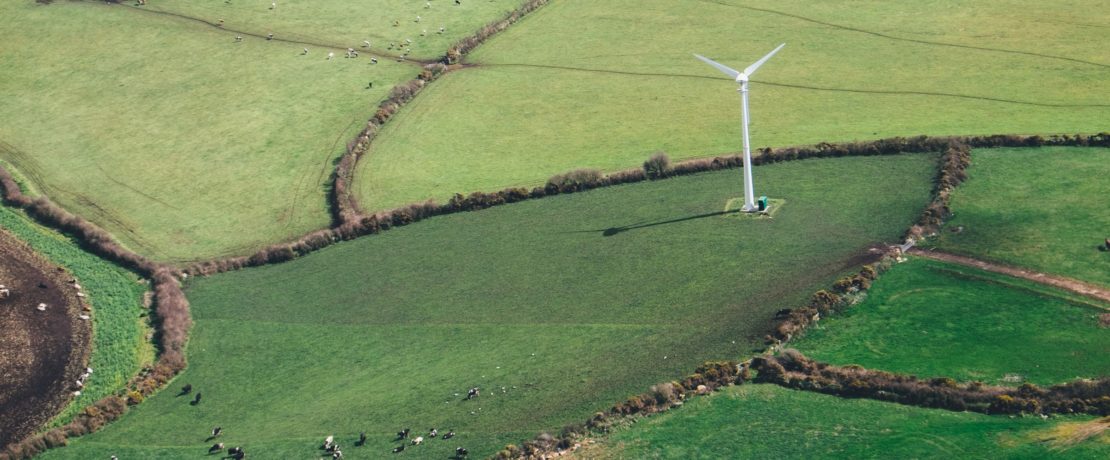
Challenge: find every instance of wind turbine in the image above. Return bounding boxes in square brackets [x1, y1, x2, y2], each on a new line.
[694, 44, 785, 212]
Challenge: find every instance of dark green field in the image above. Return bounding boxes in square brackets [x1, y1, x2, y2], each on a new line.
[793, 257, 1109, 386]
[579, 385, 1109, 459]
[41, 154, 934, 459]
[934, 147, 1110, 287]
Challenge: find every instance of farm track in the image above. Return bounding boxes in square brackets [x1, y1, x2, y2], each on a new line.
[908, 248, 1110, 305]
[469, 63, 1110, 108]
[696, 0, 1110, 69]
[102, 1, 433, 65]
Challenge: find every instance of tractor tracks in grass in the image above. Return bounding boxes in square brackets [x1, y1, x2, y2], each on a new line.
[908, 248, 1110, 306]
[468, 62, 1110, 108]
[0, 138, 165, 259]
[282, 117, 360, 233]
[696, 0, 1110, 70]
[93, 163, 181, 212]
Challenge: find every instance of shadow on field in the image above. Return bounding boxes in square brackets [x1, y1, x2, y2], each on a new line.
[570, 209, 740, 237]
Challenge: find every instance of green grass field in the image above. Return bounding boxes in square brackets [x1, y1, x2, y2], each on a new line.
[792, 257, 1110, 386]
[40, 154, 934, 459]
[0, 207, 149, 425]
[932, 147, 1110, 288]
[0, 1, 415, 262]
[354, 0, 1110, 211]
[139, 0, 525, 61]
[578, 384, 1110, 459]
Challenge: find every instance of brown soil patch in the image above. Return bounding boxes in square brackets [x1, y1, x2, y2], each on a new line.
[0, 228, 90, 448]
[908, 249, 1110, 307]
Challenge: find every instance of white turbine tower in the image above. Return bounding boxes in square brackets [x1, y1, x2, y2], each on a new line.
[694, 44, 785, 212]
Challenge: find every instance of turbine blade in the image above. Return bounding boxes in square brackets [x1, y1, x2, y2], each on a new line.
[743, 43, 785, 77]
[693, 54, 740, 79]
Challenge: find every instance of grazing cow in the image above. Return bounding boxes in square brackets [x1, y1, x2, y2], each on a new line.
[456, 447, 469, 458]
[267, 33, 274, 40]
[227, 446, 242, 455]
[358, 432, 367, 446]
[456, 0, 461, 4]
[327, 52, 335, 60]
[362, 40, 371, 48]
[235, 35, 243, 42]
[208, 443, 224, 454]
[443, 430, 455, 440]
[397, 428, 410, 439]
[392, 445, 405, 453]
[428, 428, 438, 438]
[212, 426, 222, 438]
[411, 436, 423, 446]
[332, 450, 343, 459]
[370, 58, 378, 64]
[192, 392, 202, 405]
[466, 387, 479, 400]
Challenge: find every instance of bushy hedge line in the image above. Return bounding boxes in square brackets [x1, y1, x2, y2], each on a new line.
[0, 167, 190, 460]
[753, 349, 1110, 416]
[332, 65, 446, 225]
[332, 0, 557, 224]
[906, 141, 972, 240]
[200, 133, 1110, 278]
[494, 361, 741, 459]
[444, 0, 551, 64]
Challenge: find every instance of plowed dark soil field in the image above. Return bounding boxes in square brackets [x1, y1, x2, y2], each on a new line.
[0, 229, 89, 447]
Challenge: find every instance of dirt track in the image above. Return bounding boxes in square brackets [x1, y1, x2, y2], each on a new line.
[908, 248, 1110, 306]
[0, 229, 89, 448]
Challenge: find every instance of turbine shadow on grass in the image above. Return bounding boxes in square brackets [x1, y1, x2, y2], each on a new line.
[570, 209, 741, 237]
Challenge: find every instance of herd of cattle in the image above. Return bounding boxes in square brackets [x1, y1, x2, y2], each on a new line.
[178, 383, 476, 458]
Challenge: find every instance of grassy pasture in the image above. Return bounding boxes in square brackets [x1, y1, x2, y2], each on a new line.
[354, 0, 1110, 211]
[0, 207, 149, 426]
[139, 0, 525, 61]
[792, 257, 1110, 386]
[576, 384, 1110, 459]
[0, 1, 415, 262]
[41, 155, 934, 459]
[933, 147, 1110, 288]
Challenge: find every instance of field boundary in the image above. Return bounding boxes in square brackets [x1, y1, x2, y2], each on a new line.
[188, 133, 1109, 276]
[492, 139, 1110, 459]
[909, 249, 1110, 305]
[0, 2, 553, 457]
[330, 0, 552, 225]
[751, 350, 1110, 416]
[0, 176, 190, 460]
